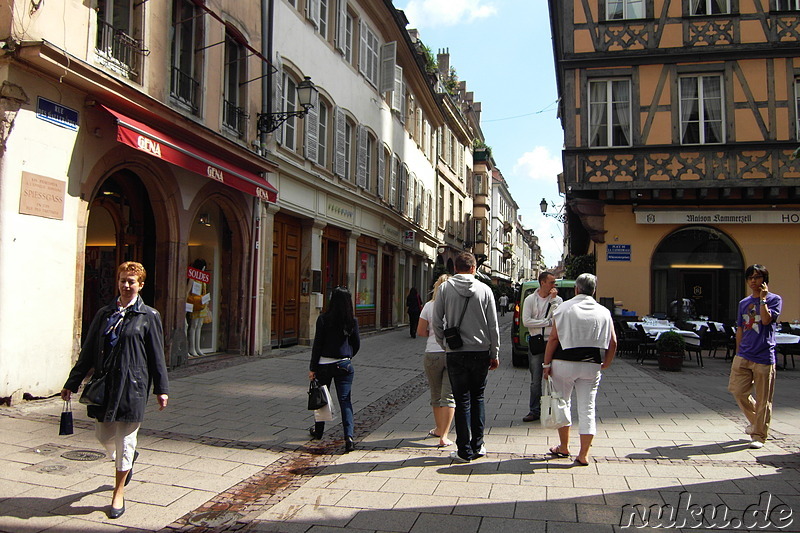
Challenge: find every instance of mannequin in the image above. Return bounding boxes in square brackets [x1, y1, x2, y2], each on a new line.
[186, 258, 209, 357]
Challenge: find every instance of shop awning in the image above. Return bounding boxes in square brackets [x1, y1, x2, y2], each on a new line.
[101, 105, 277, 202]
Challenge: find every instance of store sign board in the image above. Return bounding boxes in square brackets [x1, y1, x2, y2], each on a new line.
[636, 209, 800, 225]
[606, 244, 631, 262]
[19, 172, 65, 220]
[403, 230, 415, 246]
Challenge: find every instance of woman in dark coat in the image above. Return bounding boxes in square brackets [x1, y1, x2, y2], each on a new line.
[308, 287, 360, 452]
[62, 261, 169, 519]
[407, 287, 422, 338]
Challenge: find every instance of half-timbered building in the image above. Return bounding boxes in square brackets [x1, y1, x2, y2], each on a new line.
[548, 0, 800, 322]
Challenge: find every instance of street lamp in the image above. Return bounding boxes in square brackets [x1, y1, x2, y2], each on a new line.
[257, 76, 317, 133]
[540, 197, 567, 223]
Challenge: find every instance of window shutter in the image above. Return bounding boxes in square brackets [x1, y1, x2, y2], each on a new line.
[422, 188, 428, 229]
[305, 92, 319, 162]
[356, 124, 367, 188]
[377, 145, 385, 198]
[307, 0, 320, 28]
[398, 164, 407, 214]
[334, 106, 346, 176]
[389, 156, 397, 205]
[391, 66, 404, 114]
[335, 0, 347, 53]
[358, 20, 367, 76]
[273, 52, 283, 145]
[379, 41, 396, 94]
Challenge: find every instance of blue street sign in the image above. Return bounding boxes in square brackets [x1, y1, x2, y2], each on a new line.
[36, 97, 79, 131]
[607, 244, 631, 262]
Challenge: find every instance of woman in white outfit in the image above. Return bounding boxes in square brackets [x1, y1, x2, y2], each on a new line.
[542, 273, 616, 466]
[417, 274, 455, 447]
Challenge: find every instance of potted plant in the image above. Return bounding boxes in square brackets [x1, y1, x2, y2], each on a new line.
[656, 331, 686, 371]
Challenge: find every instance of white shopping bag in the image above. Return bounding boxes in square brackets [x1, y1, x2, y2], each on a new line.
[314, 385, 335, 422]
[540, 377, 571, 429]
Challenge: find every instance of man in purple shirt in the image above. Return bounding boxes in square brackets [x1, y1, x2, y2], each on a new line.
[728, 264, 782, 449]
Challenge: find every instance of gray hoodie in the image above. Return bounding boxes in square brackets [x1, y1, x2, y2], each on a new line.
[432, 273, 500, 359]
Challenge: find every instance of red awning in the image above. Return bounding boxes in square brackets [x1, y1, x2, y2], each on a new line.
[101, 105, 277, 202]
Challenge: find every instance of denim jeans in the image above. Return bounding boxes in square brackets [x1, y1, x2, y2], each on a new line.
[314, 359, 355, 439]
[446, 351, 490, 459]
[528, 349, 543, 416]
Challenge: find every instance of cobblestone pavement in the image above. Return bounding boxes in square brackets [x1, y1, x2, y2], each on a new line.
[2, 314, 800, 532]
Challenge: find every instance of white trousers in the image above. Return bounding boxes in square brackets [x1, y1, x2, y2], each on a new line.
[95, 421, 141, 471]
[550, 360, 602, 435]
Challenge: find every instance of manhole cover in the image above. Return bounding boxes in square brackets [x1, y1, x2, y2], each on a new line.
[61, 450, 106, 461]
[187, 510, 243, 527]
[38, 464, 68, 473]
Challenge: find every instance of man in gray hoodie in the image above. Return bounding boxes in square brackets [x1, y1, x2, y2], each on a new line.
[432, 252, 500, 462]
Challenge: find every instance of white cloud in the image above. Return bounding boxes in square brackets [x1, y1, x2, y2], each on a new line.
[402, 0, 498, 28]
[513, 146, 562, 182]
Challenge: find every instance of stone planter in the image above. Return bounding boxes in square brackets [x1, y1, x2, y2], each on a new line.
[658, 351, 684, 371]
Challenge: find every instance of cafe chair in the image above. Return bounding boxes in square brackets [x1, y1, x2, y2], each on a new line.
[684, 325, 708, 368]
[634, 324, 657, 365]
[707, 322, 732, 359]
[778, 343, 800, 370]
[614, 321, 637, 358]
[780, 321, 793, 334]
[724, 325, 737, 361]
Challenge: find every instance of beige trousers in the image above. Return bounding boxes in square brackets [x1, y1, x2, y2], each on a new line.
[727, 356, 775, 443]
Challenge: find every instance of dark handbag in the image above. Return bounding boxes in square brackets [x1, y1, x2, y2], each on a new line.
[79, 374, 107, 407]
[528, 302, 553, 355]
[308, 379, 328, 410]
[59, 400, 74, 435]
[444, 296, 471, 350]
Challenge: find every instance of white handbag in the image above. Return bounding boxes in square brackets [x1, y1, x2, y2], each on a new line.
[314, 384, 335, 422]
[540, 377, 571, 429]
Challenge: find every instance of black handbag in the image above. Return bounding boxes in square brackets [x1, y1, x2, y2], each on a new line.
[308, 379, 328, 410]
[444, 296, 471, 350]
[79, 374, 107, 407]
[528, 302, 553, 355]
[59, 400, 74, 435]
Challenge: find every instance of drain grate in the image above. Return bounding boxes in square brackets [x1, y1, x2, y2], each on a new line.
[187, 510, 243, 528]
[61, 450, 106, 461]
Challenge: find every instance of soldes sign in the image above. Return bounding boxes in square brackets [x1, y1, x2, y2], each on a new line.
[187, 267, 211, 284]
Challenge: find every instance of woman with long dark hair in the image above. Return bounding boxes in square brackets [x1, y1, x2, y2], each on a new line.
[308, 287, 360, 452]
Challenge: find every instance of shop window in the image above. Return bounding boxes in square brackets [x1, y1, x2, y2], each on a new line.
[170, 0, 203, 113]
[589, 79, 632, 147]
[679, 74, 724, 145]
[606, 0, 644, 19]
[356, 251, 376, 311]
[690, 0, 730, 15]
[223, 31, 247, 137]
[95, 0, 147, 80]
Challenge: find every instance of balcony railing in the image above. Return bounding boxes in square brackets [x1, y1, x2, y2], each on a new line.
[171, 67, 200, 113]
[95, 20, 148, 78]
[223, 100, 248, 136]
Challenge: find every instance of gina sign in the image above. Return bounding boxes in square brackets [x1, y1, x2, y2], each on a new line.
[635, 209, 800, 225]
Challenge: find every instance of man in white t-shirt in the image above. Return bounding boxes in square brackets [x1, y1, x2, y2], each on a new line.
[521, 271, 562, 422]
[498, 294, 509, 316]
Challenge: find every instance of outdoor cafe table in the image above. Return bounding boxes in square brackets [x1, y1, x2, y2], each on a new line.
[628, 322, 701, 346]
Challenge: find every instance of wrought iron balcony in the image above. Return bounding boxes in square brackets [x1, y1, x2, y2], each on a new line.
[171, 67, 200, 113]
[95, 20, 148, 78]
[223, 100, 248, 136]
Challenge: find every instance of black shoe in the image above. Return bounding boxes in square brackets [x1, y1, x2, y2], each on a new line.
[344, 437, 355, 453]
[522, 414, 540, 422]
[108, 503, 125, 519]
[309, 426, 323, 440]
[125, 451, 139, 486]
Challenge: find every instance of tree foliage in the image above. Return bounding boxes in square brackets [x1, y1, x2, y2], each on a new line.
[564, 254, 596, 279]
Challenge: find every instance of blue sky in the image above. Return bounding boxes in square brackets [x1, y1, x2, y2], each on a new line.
[398, 0, 565, 267]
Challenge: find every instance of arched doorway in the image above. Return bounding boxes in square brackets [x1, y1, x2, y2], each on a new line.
[83, 171, 156, 336]
[651, 226, 744, 323]
[187, 198, 247, 357]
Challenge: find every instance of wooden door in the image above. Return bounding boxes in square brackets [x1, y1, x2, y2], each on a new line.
[271, 214, 301, 347]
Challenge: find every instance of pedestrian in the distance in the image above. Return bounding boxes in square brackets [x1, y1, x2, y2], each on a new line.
[62, 261, 169, 519]
[498, 294, 509, 316]
[309, 287, 360, 452]
[728, 264, 781, 449]
[543, 273, 615, 467]
[432, 252, 500, 463]
[407, 287, 422, 338]
[417, 274, 454, 447]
